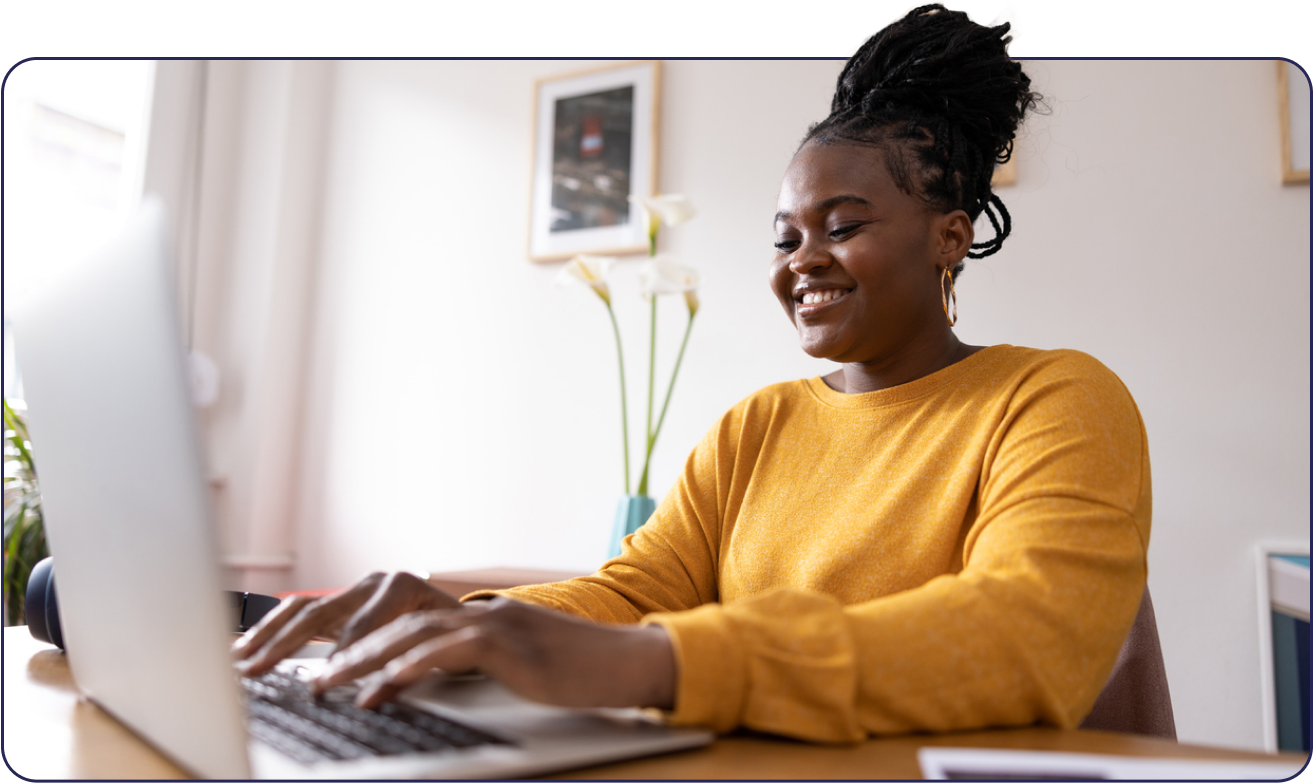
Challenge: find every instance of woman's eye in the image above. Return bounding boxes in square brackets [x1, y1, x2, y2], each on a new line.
[774, 239, 799, 252]
[830, 224, 860, 239]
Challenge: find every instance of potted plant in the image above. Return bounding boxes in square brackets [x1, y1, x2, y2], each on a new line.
[4, 399, 47, 626]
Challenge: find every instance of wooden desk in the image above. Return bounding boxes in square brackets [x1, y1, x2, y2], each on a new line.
[426, 567, 588, 600]
[3, 626, 1305, 780]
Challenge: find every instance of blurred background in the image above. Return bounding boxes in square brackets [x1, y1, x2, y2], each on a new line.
[2, 56, 1308, 752]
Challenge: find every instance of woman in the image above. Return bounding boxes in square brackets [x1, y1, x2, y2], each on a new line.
[235, 5, 1150, 742]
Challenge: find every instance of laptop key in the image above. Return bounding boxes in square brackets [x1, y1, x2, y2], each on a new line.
[242, 669, 506, 761]
[247, 714, 336, 764]
[279, 697, 422, 755]
[247, 698, 374, 760]
[317, 699, 458, 752]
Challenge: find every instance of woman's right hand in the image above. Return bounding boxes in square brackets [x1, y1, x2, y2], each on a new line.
[231, 571, 461, 677]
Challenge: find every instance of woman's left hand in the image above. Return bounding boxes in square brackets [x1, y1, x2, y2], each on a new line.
[311, 598, 677, 711]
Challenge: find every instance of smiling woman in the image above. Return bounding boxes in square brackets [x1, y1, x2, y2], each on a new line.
[234, 6, 1158, 744]
[769, 144, 978, 387]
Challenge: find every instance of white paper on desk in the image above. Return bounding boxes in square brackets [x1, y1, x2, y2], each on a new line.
[918, 747, 1307, 780]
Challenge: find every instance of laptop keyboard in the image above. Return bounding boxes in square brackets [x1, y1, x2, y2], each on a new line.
[241, 669, 510, 764]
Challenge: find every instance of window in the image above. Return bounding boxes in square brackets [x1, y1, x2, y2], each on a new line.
[2, 59, 155, 398]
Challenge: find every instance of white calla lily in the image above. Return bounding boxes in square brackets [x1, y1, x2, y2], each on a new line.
[629, 194, 696, 228]
[628, 194, 696, 253]
[638, 255, 699, 300]
[550, 199, 702, 503]
[554, 254, 617, 304]
[683, 289, 700, 317]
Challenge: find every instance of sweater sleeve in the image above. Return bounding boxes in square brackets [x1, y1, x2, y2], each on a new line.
[643, 355, 1151, 741]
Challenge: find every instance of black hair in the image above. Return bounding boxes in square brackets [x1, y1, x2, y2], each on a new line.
[803, 4, 1041, 272]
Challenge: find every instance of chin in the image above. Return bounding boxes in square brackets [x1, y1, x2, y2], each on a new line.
[796, 333, 842, 361]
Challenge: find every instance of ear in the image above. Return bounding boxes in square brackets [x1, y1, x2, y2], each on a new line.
[934, 209, 974, 270]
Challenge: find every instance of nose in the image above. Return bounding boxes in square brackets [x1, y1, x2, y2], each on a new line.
[788, 237, 833, 275]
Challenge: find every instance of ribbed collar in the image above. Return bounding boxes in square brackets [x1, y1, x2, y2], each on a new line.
[803, 344, 1017, 410]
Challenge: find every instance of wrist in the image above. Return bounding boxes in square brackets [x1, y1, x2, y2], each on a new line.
[633, 624, 676, 710]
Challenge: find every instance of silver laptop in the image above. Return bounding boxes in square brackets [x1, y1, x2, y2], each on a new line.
[12, 198, 712, 779]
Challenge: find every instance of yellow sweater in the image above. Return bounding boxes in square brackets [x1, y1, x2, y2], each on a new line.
[490, 345, 1151, 742]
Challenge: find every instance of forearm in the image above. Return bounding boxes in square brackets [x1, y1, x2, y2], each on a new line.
[645, 508, 1147, 742]
[848, 514, 1147, 734]
[464, 479, 723, 623]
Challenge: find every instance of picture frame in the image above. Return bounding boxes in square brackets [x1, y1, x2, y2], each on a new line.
[1254, 541, 1310, 752]
[1277, 60, 1310, 185]
[528, 61, 661, 263]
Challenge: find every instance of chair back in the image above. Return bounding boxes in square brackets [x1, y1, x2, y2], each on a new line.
[1079, 588, 1177, 739]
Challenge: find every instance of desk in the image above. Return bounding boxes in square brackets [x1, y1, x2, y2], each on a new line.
[3, 627, 1305, 779]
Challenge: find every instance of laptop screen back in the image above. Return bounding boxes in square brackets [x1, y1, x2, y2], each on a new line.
[14, 198, 251, 779]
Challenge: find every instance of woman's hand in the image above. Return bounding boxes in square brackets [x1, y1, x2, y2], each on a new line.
[313, 597, 676, 712]
[232, 571, 461, 676]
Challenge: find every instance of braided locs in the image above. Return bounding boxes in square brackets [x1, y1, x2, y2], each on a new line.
[805, 4, 1040, 272]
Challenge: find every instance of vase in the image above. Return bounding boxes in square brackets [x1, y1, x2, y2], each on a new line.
[609, 494, 656, 559]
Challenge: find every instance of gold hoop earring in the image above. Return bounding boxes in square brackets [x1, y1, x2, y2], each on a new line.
[941, 266, 958, 327]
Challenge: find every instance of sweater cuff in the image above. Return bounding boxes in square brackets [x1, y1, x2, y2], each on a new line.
[641, 604, 744, 733]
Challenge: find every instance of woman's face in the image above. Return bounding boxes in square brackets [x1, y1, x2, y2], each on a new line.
[770, 141, 965, 365]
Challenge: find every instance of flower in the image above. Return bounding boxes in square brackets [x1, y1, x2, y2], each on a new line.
[552, 197, 700, 503]
[553, 254, 617, 304]
[629, 194, 696, 250]
[638, 255, 699, 302]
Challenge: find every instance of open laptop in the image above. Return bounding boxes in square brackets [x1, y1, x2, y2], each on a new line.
[12, 198, 713, 779]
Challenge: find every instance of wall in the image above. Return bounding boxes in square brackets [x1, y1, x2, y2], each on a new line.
[193, 60, 1306, 749]
[288, 60, 843, 590]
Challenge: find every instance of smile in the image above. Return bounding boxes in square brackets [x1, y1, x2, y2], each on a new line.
[799, 289, 850, 305]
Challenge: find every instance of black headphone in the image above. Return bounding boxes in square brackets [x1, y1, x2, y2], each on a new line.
[25, 557, 282, 651]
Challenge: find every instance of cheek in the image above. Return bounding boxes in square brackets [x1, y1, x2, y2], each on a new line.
[768, 257, 796, 320]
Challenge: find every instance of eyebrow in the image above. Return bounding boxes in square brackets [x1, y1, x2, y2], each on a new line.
[773, 194, 874, 226]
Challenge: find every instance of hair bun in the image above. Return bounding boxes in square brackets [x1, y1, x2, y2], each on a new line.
[805, 4, 1041, 263]
[831, 4, 1033, 165]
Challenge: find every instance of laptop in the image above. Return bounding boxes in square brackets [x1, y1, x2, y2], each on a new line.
[12, 197, 713, 779]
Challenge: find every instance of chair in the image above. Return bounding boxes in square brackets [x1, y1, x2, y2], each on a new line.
[1079, 588, 1177, 739]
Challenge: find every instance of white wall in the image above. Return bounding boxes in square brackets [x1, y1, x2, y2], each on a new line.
[191, 60, 1306, 750]
[290, 60, 842, 588]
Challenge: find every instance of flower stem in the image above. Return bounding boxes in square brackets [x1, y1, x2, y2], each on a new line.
[645, 295, 656, 444]
[604, 303, 630, 495]
[636, 311, 695, 497]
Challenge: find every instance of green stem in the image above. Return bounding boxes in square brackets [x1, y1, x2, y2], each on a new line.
[645, 295, 657, 444]
[636, 311, 695, 497]
[637, 295, 656, 497]
[604, 303, 631, 495]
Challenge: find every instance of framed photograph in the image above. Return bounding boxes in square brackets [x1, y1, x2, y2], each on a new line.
[1254, 541, 1310, 752]
[528, 61, 661, 263]
[1277, 60, 1310, 185]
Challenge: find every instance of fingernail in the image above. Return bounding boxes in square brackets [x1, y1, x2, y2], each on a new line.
[312, 665, 340, 694]
[356, 683, 380, 709]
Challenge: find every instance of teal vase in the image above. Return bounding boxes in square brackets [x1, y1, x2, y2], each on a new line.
[609, 494, 656, 559]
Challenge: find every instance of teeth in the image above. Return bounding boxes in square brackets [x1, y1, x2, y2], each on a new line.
[801, 289, 847, 304]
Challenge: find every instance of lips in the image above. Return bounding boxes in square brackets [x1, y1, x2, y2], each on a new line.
[794, 287, 852, 315]
[798, 288, 849, 305]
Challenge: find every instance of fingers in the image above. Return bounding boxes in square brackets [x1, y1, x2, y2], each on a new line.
[307, 598, 675, 715]
[334, 571, 460, 652]
[356, 626, 488, 709]
[312, 609, 471, 694]
[234, 574, 385, 676]
[232, 594, 312, 662]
